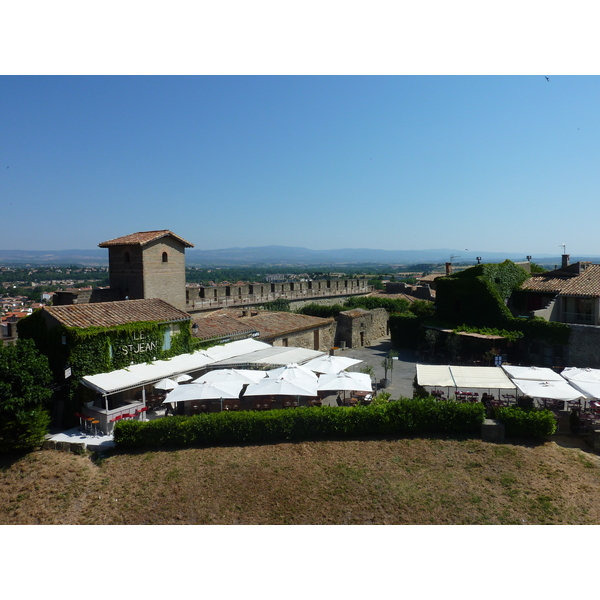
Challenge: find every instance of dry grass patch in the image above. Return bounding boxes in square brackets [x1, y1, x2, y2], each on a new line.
[2, 437, 600, 524]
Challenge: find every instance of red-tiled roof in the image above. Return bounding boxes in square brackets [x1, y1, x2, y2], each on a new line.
[98, 230, 194, 248]
[521, 264, 600, 297]
[192, 313, 257, 340]
[193, 309, 334, 341]
[43, 298, 190, 329]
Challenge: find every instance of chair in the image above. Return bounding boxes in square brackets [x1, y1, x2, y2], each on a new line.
[90, 419, 100, 436]
[75, 412, 87, 432]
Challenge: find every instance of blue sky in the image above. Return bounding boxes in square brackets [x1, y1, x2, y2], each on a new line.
[3, 75, 600, 256]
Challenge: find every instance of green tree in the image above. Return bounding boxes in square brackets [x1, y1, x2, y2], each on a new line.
[530, 262, 546, 274]
[0, 339, 53, 452]
[409, 300, 435, 318]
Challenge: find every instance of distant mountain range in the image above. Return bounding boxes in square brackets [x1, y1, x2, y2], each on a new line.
[0, 246, 596, 267]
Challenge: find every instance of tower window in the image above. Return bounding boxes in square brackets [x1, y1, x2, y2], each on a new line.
[162, 252, 168, 263]
[124, 251, 130, 263]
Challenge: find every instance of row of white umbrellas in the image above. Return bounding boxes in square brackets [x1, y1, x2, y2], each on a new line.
[156, 356, 369, 405]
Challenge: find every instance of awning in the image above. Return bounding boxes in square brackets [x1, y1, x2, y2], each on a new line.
[451, 366, 516, 390]
[416, 365, 455, 388]
[209, 346, 324, 369]
[416, 364, 515, 392]
[81, 338, 273, 395]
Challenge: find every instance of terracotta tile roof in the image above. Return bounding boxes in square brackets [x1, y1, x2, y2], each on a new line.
[194, 309, 334, 341]
[43, 298, 191, 329]
[192, 313, 258, 340]
[238, 311, 334, 339]
[98, 230, 194, 248]
[521, 264, 600, 297]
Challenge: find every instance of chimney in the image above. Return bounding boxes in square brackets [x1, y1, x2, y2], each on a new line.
[445, 262, 452, 275]
[562, 254, 570, 268]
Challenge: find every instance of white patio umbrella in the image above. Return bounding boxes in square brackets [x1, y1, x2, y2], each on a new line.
[265, 363, 318, 382]
[511, 378, 585, 410]
[173, 373, 192, 383]
[154, 378, 178, 391]
[317, 371, 373, 393]
[194, 369, 267, 385]
[243, 377, 318, 398]
[163, 381, 244, 411]
[303, 355, 363, 374]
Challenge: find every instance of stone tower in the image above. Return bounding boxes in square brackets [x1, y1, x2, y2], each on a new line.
[99, 230, 194, 311]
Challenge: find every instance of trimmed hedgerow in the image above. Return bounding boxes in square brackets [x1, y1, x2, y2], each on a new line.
[113, 399, 486, 448]
[496, 406, 557, 438]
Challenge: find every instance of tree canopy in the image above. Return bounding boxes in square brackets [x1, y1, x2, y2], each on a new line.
[0, 339, 53, 452]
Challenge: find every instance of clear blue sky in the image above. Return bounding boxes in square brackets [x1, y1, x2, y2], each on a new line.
[3, 75, 600, 255]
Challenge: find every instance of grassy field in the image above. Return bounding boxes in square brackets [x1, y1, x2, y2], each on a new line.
[2, 435, 600, 525]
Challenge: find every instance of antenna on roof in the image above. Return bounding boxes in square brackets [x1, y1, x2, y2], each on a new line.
[559, 243, 566, 255]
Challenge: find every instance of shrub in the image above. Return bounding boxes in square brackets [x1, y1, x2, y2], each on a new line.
[0, 339, 53, 452]
[296, 303, 346, 318]
[113, 399, 486, 448]
[0, 408, 52, 453]
[496, 406, 557, 438]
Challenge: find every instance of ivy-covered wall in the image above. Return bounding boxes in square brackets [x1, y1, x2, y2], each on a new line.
[17, 310, 195, 384]
[435, 261, 530, 327]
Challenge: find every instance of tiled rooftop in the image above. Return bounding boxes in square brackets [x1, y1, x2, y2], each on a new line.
[192, 312, 258, 340]
[98, 230, 194, 248]
[43, 298, 191, 328]
[193, 309, 334, 341]
[520, 263, 600, 297]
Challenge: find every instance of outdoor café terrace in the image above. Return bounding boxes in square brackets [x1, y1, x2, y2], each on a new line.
[77, 339, 369, 435]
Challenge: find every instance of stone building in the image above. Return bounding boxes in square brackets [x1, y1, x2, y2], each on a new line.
[518, 256, 600, 367]
[19, 298, 193, 379]
[335, 308, 389, 348]
[99, 230, 193, 312]
[192, 308, 336, 352]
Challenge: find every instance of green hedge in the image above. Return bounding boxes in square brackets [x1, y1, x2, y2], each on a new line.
[113, 399, 486, 448]
[497, 406, 557, 438]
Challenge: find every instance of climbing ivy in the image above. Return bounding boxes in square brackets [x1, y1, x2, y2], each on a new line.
[18, 310, 194, 384]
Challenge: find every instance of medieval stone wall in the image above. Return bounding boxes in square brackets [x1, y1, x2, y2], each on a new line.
[566, 324, 600, 368]
[266, 321, 337, 352]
